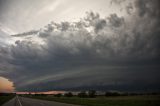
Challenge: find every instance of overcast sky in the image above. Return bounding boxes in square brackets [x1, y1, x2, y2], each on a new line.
[0, 0, 160, 92]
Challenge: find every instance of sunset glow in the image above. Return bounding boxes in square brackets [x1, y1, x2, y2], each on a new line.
[0, 77, 14, 93]
[16, 91, 65, 94]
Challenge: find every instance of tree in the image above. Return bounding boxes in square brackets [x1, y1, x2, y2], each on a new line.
[54, 93, 62, 97]
[64, 92, 73, 97]
[88, 90, 96, 98]
[105, 91, 120, 96]
[78, 91, 88, 98]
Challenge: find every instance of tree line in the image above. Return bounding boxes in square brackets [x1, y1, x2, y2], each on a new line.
[22, 90, 160, 98]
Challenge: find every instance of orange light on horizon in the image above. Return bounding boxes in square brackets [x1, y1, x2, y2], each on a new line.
[0, 76, 15, 93]
[16, 91, 65, 94]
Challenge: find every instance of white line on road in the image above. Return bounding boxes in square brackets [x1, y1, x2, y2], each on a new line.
[16, 95, 23, 106]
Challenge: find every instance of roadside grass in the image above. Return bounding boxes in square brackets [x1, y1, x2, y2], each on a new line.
[0, 95, 14, 106]
[24, 95, 160, 106]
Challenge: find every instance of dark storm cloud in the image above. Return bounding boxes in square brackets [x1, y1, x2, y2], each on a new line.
[125, 3, 133, 15]
[110, 0, 126, 5]
[12, 30, 39, 37]
[0, 0, 8, 13]
[85, 12, 107, 33]
[135, 0, 160, 17]
[107, 14, 124, 27]
[0, 0, 160, 91]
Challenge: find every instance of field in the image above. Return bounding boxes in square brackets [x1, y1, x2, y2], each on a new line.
[25, 95, 160, 106]
[0, 95, 14, 106]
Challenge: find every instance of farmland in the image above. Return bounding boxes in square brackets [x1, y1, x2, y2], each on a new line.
[24, 95, 160, 106]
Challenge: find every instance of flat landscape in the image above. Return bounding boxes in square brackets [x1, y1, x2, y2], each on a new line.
[0, 96, 14, 106]
[0, 0, 160, 106]
[24, 95, 160, 106]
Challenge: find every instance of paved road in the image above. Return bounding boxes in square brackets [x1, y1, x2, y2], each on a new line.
[2, 96, 81, 106]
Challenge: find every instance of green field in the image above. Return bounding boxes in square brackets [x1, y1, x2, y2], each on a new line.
[25, 95, 160, 106]
[0, 96, 14, 106]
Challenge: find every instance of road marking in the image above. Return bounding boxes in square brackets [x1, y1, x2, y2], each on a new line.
[16, 95, 23, 106]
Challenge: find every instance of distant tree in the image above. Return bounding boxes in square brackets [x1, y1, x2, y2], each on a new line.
[121, 92, 129, 96]
[54, 93, 62, 97]
[129, 93, 137, 96]
[88, 90, 96, 98]
[34, 94, 39, 96]
[0, 93, 16, 96]
[105, 92, 111, 96]
[40, 94, 47, 96]
[64, 92, 73, 97]
[78, 91, 88, 98]
[105, 91, 120, 96]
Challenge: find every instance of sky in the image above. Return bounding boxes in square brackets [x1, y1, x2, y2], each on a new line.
[0, 77, 14, 92]
[0, 0, 160, 92]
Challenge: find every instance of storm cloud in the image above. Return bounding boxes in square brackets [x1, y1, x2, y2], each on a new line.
[0, 0, 160, 92]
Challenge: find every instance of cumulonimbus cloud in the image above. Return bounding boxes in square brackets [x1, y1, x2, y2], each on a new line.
[0, 0, 160, 92]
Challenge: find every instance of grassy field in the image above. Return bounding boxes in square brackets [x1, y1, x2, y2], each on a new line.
[0, 95, 15, 106]
[24, 95, 160, 106]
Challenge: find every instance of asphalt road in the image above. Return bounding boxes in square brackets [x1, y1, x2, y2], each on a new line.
[2, 96, 81, 106]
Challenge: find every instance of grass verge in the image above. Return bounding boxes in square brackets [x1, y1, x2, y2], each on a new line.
[0, 95, 15, 106]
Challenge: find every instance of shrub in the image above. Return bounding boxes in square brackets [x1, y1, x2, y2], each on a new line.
[105, 91, 120, 96]
[64, 92, 73, 97]
[54, 93, 62, 97]
[88, 90, 96, 98]
[78, 91, 88, 98]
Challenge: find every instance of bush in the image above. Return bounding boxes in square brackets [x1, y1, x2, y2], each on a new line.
[34, 94, 46, 96]
[105, 91, 120, 96]
[78, 91, 88, 98]
[54, 93, 62, 97]
[64, 92, 73, 97]
[88, 90, 96, 98]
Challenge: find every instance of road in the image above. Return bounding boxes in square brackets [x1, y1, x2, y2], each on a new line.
[2, 96, 81, 106]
